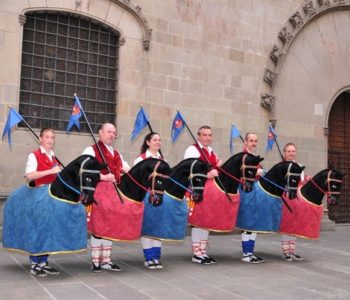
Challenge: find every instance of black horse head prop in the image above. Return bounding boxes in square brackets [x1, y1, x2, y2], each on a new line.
[240, 153, 264, 192]
[216, 152, 264, 193]
[165, 158, 210, 202]
[260, 161, 304, 199]
[188, 159, 211, 202]
[147, 160, 171, 206]
[122, 158, 171, 206]
[326, 170, 343, 205]
[284, 162, 305, 199]
[302, 169, 344, 206]
[50, 155, 105, 206]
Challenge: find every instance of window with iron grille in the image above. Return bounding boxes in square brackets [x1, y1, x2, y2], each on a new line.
[19, 12, 119, 133]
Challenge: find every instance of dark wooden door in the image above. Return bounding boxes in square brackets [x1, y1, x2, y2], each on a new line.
[328, 92, 350, 223]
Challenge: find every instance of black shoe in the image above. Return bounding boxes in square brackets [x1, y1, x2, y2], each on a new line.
[241, 255, 260, 264]
[41, 263, 60, 275]
[253, 254, 265, 263]
[192, 255, 211, 265]
[283, 254, 293, 262]
[153, 259, 163, 269]
[30, 264, 47, 277]
[91, 263, 102, 273]
[144, 260, 157, 270]
[101, 262, 122, 272]
[203, 255, 217, 264]
[290, 253, 303, 261]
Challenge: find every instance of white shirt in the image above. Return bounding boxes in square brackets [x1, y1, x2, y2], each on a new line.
[133, 150, 162, 166]
[26, 146, 55, 174]
[184, 141, 214, 159]
[82, 144, 131, 171]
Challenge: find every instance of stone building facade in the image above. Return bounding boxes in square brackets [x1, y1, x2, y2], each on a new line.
[0, 0, 349, 222]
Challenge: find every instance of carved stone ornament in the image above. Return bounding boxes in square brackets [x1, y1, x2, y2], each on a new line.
[317, 0, 331, 8]
[260, 93, 275, 111]
[278, 26, 293, 45]
[115, 0, 152, 51]
[303, 1, 317, 17]
[270, 45, 283, 65]
[263, 69, 278, 86]
[289, 11, 304, 29]
[333, 0, 345, 5]
[118, 37, 126, 47]
[19, 14, 27, 25]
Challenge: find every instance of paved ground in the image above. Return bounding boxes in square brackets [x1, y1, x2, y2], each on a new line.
[1, 226, 350, 300]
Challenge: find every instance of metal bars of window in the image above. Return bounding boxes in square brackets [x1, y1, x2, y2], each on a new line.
[19, 12, 119, 133]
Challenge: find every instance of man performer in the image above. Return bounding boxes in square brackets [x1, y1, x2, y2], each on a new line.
[184, 125, 222, 264]
[82, 123, 130, 272]
[241, 132, 265, 263]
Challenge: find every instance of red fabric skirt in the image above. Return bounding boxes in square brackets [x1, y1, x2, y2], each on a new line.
[88, 182, 144, 241]
[188, 179, 240, 232]
[279, 188, 323, 239]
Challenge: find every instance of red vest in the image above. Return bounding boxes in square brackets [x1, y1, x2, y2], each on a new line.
[193, 144, 218, 167]
[92, 141, 122, 183]
[138, 152, 163, 161]
[33, 149, 59, 186]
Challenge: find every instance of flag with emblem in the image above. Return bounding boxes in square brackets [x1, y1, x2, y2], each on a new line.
[66, 95, 83, 132]
[266, 122, 277, 152]
[171, 111, 186, 143]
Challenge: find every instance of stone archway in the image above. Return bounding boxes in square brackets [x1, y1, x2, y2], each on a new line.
[327, 91, 350, 223]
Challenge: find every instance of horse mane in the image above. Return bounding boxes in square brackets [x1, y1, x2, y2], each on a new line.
[170, 158, 199, 172]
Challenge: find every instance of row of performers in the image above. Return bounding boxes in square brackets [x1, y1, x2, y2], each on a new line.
[3, 123, 339, 277]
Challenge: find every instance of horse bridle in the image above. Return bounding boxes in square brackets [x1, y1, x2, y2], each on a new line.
[148, 160, 169, 197]
[284, 163, 302, 193]
[57, 157, 100, 196]
[126, 160, 169, 196]
[310, 170, 342, 204]
[240, 154, 260, 186]
[188, 160, 208, 193]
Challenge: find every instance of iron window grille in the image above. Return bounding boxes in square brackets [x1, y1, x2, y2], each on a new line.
[19, 12, 119, 133]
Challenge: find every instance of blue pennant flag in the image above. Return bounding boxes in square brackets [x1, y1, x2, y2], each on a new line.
[67, 95, 83, 132]
[229, 124, 241, 154]
[266, 123, 277, 152]
[1, 107, 23, 148]
[130, 107, 149, 141]
[171, 111, 186, 143]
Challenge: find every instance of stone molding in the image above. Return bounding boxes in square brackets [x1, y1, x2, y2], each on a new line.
[19, 0, 152, 50]
[113, 0, 152, 50]
[261, 0, 349, 111]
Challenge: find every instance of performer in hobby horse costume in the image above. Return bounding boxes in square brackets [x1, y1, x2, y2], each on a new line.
[3, 146, 103, 277]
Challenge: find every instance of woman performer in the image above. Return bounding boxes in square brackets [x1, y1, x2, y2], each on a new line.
[134, 132, 164, 269]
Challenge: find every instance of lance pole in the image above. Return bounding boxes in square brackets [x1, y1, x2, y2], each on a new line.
[8, 106, 65, 167]
[75, 94, 123, 204]
[269, 119, 284, 161]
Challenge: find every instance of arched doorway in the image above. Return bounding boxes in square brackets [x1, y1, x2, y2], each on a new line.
[328, 91, 350, 223]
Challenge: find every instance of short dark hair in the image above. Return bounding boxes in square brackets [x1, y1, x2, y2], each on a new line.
[197, 125, 211, 135]
[40, 128, 55, 137]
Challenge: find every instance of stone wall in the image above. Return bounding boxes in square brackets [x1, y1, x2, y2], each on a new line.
[2, 0, 350, 195]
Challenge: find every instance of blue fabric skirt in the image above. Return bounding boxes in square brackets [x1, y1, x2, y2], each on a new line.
[3, 184, 87, 255]
[141, 192, 188, 241]
[236, 182, 282, 232]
